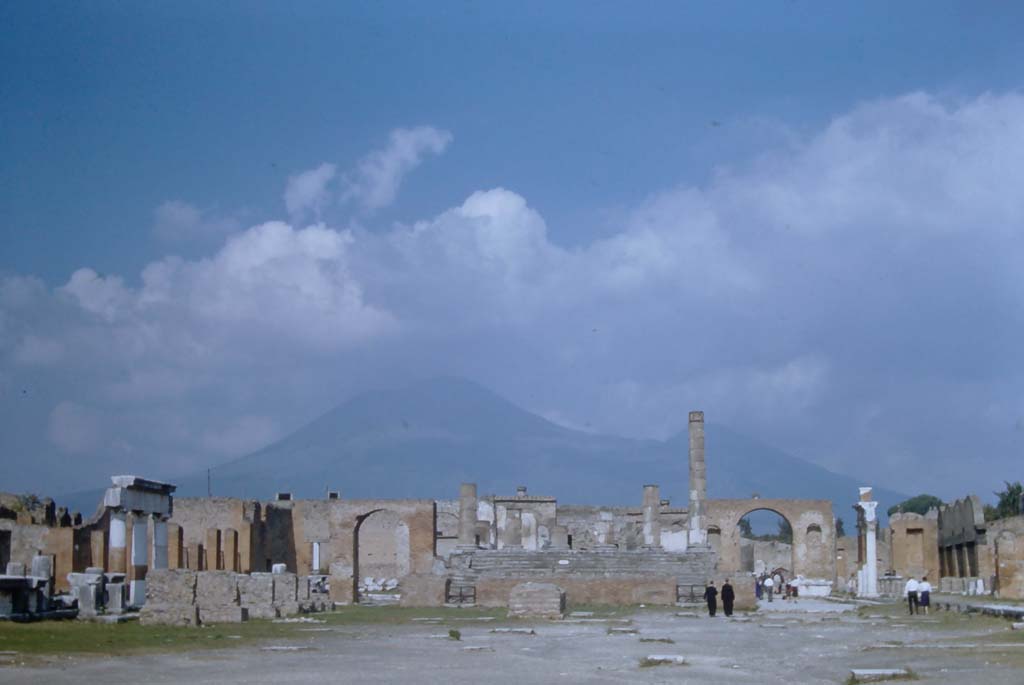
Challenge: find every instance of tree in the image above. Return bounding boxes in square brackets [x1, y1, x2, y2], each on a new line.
[835, 517, 846, 537]
[776, 518, 793, 544]
[738, 517, 753, 538]
[887, 494, 944, 517]
[984, 481, 1023, 522]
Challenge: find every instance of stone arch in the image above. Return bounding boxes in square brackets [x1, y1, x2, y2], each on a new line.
[734, 507, 794, 577]
[704, 499, 835, 581]
[352, 508, 411, 603]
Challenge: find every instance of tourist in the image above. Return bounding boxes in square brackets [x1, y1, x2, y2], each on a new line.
[904, 576, 920, 615]
[764, 574, 775, 602]
[755, 576, 763, 600]
[721, 579, 735, 616]
[704, 580, 718, 617]
[918, 576, 932, 615]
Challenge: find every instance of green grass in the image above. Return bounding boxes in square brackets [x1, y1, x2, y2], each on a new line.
[0, 605, 506, 657]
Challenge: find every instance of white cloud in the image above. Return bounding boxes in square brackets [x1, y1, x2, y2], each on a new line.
[284, 163, 337, 221]
[153, 200, 240, 243]
[5, 95, 1024, 497]
[343, 126, 452, 211]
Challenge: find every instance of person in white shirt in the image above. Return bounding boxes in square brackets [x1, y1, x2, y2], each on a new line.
[917, 576, 932, 615]
[763, 575, 775, 602]
[904, 577, 920, 615]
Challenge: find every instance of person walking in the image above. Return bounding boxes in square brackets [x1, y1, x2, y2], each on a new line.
[721, 579, 735, 617]
[763, 574, 775, 602]
[904, 576, 920, 615]
[755, 576, 763, 601]
[918, 576, 932, 615]
[704, 580, 719, 617]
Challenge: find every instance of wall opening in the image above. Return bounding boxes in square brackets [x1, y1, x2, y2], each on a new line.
[0, 530, 10, 570]
[737, 509, 794, 577]
[353, 509, 410, 604]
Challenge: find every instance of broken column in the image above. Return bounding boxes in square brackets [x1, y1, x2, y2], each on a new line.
[130, 512, 149, 606]
[688, 410, 708, 545]
[458, 482, 478, 547]
[642, 485, 662, 548]
[108, 510, 128, 574]
[152, 516, 168, 570]
[855, 487, 879, 598]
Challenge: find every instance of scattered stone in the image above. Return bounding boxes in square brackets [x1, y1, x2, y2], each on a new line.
[674, 612, 700, 618]
[639, 637, 675, 644]
[848, 668, 912, 682]
[272, 617, 325, 624]
[760, 624, 788, 629]
[260, 645, 316, 652]
[639, 654, 687, 667]
[491, 627, 536, 635]
[1011, 623, 1024, 631]
[462, 646, 493, 652]
[569, 611, 594, 617]
[608, 627, 639, 635]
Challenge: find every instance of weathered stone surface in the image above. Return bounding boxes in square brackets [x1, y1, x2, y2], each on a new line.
[272, 572, 298, 606]
[139, 604, 198, 626]
[145, 569, 197, 606]
[105, 583, 127, 614]
[398, 574, 446, 607]
[5, 563, 25, 577]
[508, 582, 565, 619]
[199, 606, 248, 624]
[239, 573, 275, 606]
[196, 571, 239, 607]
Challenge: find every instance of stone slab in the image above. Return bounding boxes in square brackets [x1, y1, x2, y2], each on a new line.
[849, 669, 911, 682]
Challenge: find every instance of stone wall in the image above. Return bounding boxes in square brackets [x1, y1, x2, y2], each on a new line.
[508, 582, 565, 618]
[889, 511, 940, 582]
[990, 514, 1024, 600]
[477, 575, 676, 607]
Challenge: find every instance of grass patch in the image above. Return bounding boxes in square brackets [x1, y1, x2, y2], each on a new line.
[0, 605, 507, 656]
[448, 629, 461, 641]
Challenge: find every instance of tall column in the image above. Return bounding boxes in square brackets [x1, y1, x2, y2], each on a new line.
[458, 483, 478, 546]
[129, 512, 149, 606]
[108, 509, 127, 573]
[152, 516, 168, 570]
[688, 411, 707, 545]
[642, 485, 662, 547]
[856, 487, 879, 597]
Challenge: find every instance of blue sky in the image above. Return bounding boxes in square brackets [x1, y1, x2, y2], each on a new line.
[2, 2, 1023, 499]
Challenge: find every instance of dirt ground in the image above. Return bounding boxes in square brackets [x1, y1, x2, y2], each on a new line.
[1, 600, 1022, 684]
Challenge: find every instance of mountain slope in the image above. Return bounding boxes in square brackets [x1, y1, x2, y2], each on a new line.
[162, 377, 906, 517]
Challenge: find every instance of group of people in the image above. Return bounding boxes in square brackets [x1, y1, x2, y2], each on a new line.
[903, 576, 932, 615]
[754, 571, 796, 602]
[702, 579, 736, 617]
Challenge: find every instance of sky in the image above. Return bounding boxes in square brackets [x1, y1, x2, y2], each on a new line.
[1, 2, 1023, 501]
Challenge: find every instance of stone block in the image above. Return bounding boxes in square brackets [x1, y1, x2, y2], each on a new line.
[239, 573, 275, 605]
[106, 583, 127, 614]
[508, 582, 565, 619]
[196, 571, 239, 606]
[145, 569, 197, 606]
[273, 601, 301, 617]
[139, 603, 199, 626]
[199, 606, 248, 624]
[272, 572, 298, 605]
[849, 669, 911, 683]
[5, 562, 25, 577]
[245, 604, 279, 620]
[272, 563, 287, 574]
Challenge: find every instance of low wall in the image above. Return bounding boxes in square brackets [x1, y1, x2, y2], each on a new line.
[476, 575, 676, 608]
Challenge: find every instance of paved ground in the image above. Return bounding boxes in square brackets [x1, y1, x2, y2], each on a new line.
[2, 601, 1023, 684]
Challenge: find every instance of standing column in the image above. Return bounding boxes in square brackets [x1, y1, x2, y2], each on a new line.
[856, 487, 879, 598]
[130, 512, 149, 606]
[152, 516, 168, 570]
[642, 485, 662, 548]
[458, 483, 478, 547]
[688, 411, 708, 545]
[108, 509, 127, 573]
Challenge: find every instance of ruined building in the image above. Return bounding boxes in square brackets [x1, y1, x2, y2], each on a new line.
[3, 411, 847, 622]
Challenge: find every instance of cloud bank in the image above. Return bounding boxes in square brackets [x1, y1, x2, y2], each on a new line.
[2, 94, 1023, 498]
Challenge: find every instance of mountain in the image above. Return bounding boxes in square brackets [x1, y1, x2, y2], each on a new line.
[155, 377, 905, 519]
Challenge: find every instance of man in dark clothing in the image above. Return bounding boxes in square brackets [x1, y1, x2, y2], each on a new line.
[704, 580, 718, 617]
[721, 579, 735, 617]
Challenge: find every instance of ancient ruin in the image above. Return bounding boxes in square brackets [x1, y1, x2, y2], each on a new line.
[2, 409, 1022, 626]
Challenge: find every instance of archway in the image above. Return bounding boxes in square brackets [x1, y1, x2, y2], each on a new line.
[736, 508, 794, 579]
[352, 509, 411, 604]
